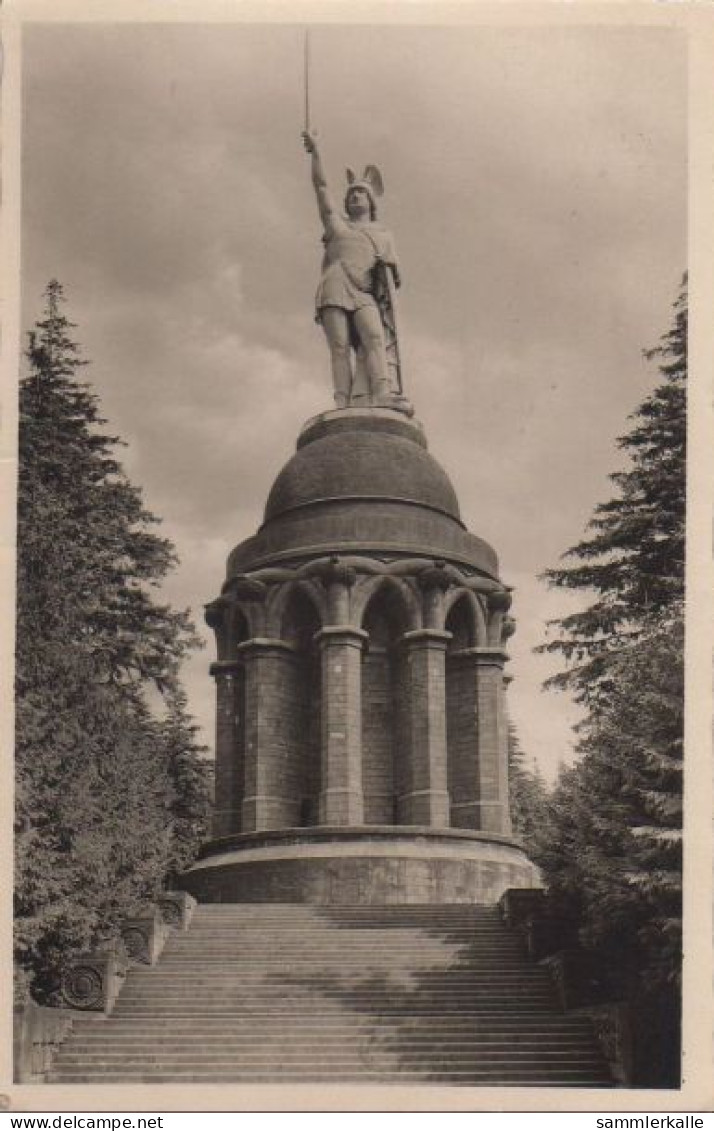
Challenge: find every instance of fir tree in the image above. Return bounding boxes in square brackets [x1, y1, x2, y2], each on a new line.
[159, 688, 213, 883]
[534, 280, 686, 1082]
[538, 275, 686, 709]
[508, 724, 549, 854]
[15, 281, 204, 1000]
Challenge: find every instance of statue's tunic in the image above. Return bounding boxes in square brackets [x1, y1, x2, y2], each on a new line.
[315, 221, 398, 321]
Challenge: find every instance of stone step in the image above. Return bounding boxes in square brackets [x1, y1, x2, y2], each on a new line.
[129, 958, 542, 969]
[183, 923, 511, 930]
[74, 1018, 592, 1034]
[158, 951, 527, 961]
[122, 972, 549, 984]
[58, 1042, 603, 1058]
[109, 1006, 560, 1019]
[190, 907, 502, 915]
[112, 988, 556, 1003]
[114, 993, 555, 1007]
[175, 931, 515, 940]
[62, 1036, 599, 1052]
[74, 1015, 590, 1032]
[115, 983, 554, 996]
[54, 1053, 606, 1070]
[47, 1069, 613, 1085]
[47, 902, 610, 1088]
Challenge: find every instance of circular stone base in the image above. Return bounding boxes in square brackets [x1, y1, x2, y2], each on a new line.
[180, 827, 540, 906]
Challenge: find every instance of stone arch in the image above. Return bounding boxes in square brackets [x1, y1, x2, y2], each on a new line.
[444, 588, 488, 647]
[274, 585, 322, 827]
[353, 573, 420, 633]
[266, 579, 326, 639]
[359, 582, 412, 826]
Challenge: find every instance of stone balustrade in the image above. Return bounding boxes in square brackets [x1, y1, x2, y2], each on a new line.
[13, 891, 197, 1082]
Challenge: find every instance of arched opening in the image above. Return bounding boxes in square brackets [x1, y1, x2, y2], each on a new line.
[280, 588, 322, 827]
[445, 595, 479, 829]
[361, 583, 410, 825]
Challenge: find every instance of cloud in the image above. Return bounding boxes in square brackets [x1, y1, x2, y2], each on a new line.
[21, 21, 687, 779]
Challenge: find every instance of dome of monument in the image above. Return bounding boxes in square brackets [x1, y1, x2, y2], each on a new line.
[264, 410, 460, 523]
[226, 409, 499, 581]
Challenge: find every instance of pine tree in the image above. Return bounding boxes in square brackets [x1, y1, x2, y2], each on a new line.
[533, 280, 686, 1082]
[15, 281, 204, 1000]
[538, 275, 686, 709]
[159, 689, 213, 884]
[508, 724, 549, 854]
[531, 610, 683, 986]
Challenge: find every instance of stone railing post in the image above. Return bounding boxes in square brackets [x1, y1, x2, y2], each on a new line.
[120, 906, 171, 966]
[60, 944, 129, 1014]
[14, 1002, 75, 1082]
[315, 625, 368, 825]
[157, 890, 197, 932]
[400, 629, 451, 827]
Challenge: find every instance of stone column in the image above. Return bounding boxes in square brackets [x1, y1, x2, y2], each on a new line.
[210, 660, 243, 837]
[400, 629, 451, 827]
[239, 638, 299, 831]
[474, 647, 511, 834]
[316, 626, 368, 825]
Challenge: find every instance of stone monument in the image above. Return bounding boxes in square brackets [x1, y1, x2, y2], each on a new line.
[182, 133, 538, 905]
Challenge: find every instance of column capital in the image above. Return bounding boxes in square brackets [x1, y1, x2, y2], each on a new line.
[311, 556, 358, 590]
[236, 637, 296, 658]
[417, 561, 452, 593]
[314, 626, 369, 651]
[209, 660, 242, 678]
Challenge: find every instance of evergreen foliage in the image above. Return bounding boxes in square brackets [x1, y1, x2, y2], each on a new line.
[534, 278, 686, 1082]
[507, 723, 549, 854]
[15, 281, 210, 1002]
[538, 276, 686, 709]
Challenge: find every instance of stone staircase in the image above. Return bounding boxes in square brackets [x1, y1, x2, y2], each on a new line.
[48, 904, 613, 1086]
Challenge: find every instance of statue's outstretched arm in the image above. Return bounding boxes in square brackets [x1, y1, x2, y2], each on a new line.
[302, 131, 337, 231]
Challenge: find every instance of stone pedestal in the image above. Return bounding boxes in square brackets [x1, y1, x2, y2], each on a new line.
[184, 407, 533, 904]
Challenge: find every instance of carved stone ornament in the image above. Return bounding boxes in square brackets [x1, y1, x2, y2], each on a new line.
[487, 589, 512, 613]
[312, 556, 357, 589]
[157, 890, 197, 931]
[204, 597, 227, 630]
[121, 925, 149, 963]
[417, 561, 452, 593]
[60, 963, 104, 1010]
[502, 614, 516, 641]
[157, 896, 182, 927]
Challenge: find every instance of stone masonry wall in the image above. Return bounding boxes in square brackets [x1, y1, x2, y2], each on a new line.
[446, 656, 479, 829]
[361, 648, 395, 824]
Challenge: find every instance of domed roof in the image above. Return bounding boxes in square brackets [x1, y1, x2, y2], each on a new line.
[265, 411, 460, 523]
[226, 408, 499, 581]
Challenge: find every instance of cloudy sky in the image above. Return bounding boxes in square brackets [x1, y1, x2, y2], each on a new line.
[20, 15, 687, 779]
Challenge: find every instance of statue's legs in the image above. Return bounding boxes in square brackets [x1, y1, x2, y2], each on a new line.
[353, 305, 390, 403]
[320, 307, 352, 409]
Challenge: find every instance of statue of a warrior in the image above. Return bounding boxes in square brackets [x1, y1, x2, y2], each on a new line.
[302, 130, 408, 411]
